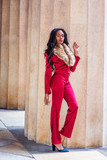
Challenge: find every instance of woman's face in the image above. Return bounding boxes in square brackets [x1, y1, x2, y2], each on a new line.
[56, 30, 64, 44]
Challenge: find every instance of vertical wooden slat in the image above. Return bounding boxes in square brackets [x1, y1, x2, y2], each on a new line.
[86, 0, 104, 147]
[8, 0, 20, 109]
[103, 0, 107, 146]
[25, 0, 41, 140]
[18, 0, 28, 109]
[25, 0, 32, 138]
[0, 0, 10, 108]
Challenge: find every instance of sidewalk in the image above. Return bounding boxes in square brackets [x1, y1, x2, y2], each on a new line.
[0, 109, 107, 160]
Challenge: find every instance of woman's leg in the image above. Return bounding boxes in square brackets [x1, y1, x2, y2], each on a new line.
[50, 75, 64, 145]
[59, 81, 78, 138]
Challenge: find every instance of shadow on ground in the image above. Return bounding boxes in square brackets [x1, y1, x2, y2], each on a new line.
[8, 126, 53, 154]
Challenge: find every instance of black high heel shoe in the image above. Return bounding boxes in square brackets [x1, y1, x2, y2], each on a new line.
[52, 144, 56, 151]
[52, 144, 69, 152]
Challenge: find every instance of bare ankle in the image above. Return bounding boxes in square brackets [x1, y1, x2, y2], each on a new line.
[60, 134, 65, 144]
[55, 143, 63, 150]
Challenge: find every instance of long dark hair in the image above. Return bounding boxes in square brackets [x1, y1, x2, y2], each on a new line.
[45, 28, 69, 66]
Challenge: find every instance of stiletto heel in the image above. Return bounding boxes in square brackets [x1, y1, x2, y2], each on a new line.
[52, 144, 56, 151]
[52, 144, 69, 152]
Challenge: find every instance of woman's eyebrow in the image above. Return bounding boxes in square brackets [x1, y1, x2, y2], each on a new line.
[56, 34, 64, 36]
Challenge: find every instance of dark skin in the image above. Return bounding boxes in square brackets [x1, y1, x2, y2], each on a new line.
[44, 30, 79, 150]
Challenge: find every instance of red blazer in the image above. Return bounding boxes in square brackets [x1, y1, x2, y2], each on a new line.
[44, 52, 80, 94]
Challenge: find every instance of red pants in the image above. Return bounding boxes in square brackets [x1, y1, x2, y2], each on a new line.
[50, 73, 78, 144]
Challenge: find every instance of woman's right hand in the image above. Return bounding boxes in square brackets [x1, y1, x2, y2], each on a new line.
[44, 93, 50, 105]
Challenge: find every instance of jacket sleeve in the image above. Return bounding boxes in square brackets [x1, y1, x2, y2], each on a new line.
[70, 55, 80, 72]
[44, 52, 52, 94]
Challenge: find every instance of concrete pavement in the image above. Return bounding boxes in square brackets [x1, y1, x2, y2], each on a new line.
[0, 109, 107, 160]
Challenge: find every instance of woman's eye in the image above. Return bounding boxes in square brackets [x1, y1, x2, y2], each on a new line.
[57, 35, 64, 37]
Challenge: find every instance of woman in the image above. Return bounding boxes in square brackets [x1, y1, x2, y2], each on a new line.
[44, 28, 80, 152]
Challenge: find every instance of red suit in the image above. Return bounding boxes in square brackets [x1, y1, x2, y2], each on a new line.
[45, 52, 80, 144]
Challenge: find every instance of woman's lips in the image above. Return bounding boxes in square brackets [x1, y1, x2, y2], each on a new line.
[59, 40, 63, 42]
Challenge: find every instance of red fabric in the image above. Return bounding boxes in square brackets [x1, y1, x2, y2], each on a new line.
[50, 73, 78, 144]
[44, 52, 80, 94]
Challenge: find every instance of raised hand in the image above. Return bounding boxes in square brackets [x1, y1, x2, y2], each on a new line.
[73, 42, 79, 56]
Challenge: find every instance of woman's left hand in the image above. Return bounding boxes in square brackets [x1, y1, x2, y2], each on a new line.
[73, 42, 79, 56]
[44, 94, 50, 105]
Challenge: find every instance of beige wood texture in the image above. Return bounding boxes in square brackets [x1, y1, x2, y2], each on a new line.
[18, 0, 28, 109]
[0, 0, 10, 108]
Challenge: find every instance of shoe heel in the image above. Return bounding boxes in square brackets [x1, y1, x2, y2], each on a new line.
[52, 144, 55, 151]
